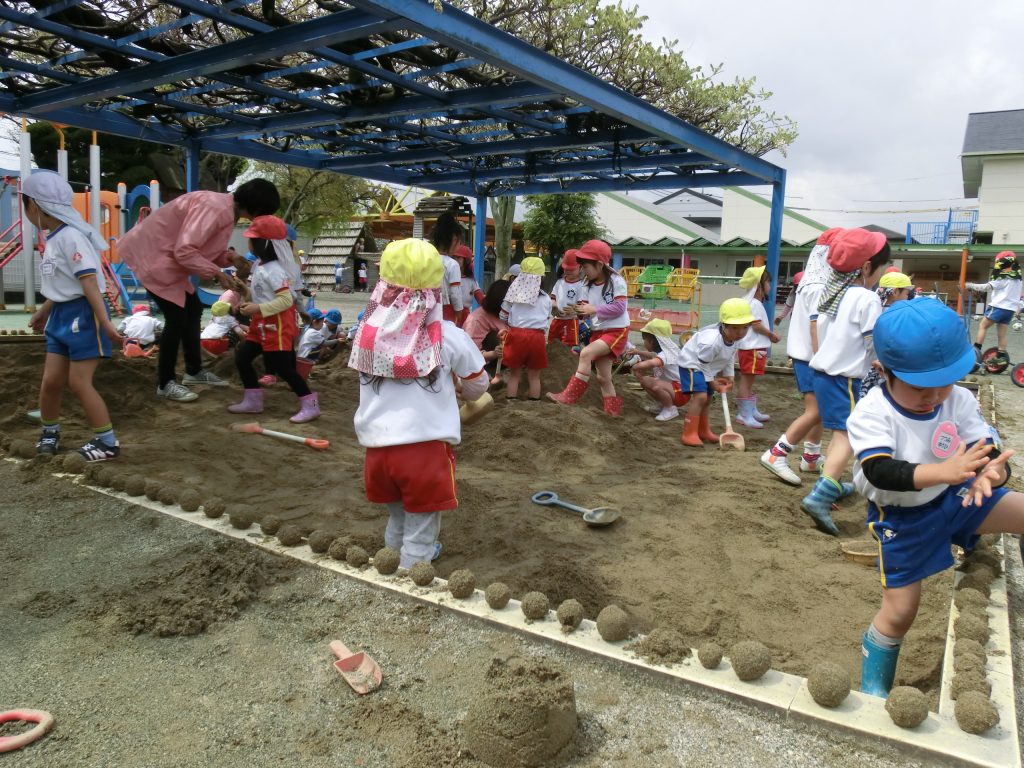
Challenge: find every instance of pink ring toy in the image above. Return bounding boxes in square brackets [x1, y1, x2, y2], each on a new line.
[0, 709, 54, 753]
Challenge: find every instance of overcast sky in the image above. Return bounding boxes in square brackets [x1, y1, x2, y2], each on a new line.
[638, 0, 1024, 232]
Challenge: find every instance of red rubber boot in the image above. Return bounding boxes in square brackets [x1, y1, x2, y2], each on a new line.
[546, 374, 589, 405]
[602, 395, 624, 417]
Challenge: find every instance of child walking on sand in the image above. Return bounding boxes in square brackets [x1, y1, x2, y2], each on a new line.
[547, 240, 629, 416]
[849, 299, 1023, 697]
[23, 170, 123, 461]
[549, 250, 583, 346]
[677, 299, 754, 446]
[734, 265, 780, 428]
[499, 256, 550, 401]
[228, 215, 320, 423]
[349, 238, 487, 568]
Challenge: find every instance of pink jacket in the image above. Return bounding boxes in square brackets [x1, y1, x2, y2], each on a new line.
[118, 191, 236, 307]
[462, 307, 507, 350]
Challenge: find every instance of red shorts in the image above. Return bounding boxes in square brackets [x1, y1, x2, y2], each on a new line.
[738, 348, 768, 376]
[549, 317, 579, 346]
[591, 327, 630, 358]
[246, 311, 298, 352]
[442, 305, 457, 323]
[456, 308, 470, 328]
[502, 327, 548, 370]
[364, 441, 457, 513]
[670, 380, 692, 407]
[200, 338, 230, 356]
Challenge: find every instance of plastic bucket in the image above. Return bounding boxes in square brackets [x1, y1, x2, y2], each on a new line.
[296, 357, 315, 380]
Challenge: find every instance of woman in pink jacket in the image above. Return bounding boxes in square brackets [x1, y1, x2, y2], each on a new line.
[118, 179, 279, 402]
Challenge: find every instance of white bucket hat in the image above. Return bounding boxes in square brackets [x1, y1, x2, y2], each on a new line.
[21, 170, 108, 252]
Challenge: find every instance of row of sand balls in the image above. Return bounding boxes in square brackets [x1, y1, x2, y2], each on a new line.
[0, 329, 37, 336]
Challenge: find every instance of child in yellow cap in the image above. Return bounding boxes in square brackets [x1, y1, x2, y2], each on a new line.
[734, 265, 781, 428]
[499, 256, 550, 401]
[348, 238, 487, 568]
[630, 318, 688, 421]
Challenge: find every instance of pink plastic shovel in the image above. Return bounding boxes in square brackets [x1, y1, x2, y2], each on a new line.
[0, 709, 54, 753]
[330, 640, 382, 695]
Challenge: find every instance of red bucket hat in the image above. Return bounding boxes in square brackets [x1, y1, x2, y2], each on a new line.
[576, 239, 611, 265]
[243, 215, 288, 240]
[791, 271, 804, 285]
[817, 227, 845, 246]
[561, 249, 580, 270]
[826, 228, 888, 274]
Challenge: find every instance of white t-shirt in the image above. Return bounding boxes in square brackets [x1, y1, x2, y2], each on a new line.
[737, 297, 770, 351]
[460, 275, 479, 308]
[655, 350, 681, 382]
[297, 325, 326, 358]
[117, 314, 163, 345]
[676, 324, 737, 379]
[250, 260, 291, 305]
[809, 286, 882, 379]
[201, 314, 237, 339]
[552, 277, 584, 316]
[502, 291, 551, 331]
[849, 385, 993, 508]
[440, 256, 463, 311]
[787, 283, 824, 363]
[969, 278, 1022, 312]
[353, 322, 486, 448]
[584, 273, 629, 330]
[39, 225, 106, 302]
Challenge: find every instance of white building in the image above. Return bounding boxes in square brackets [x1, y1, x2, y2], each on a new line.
[962, 108, 1024, 245]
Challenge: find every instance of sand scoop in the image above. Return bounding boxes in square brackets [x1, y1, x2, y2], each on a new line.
[718, 391, 745, 451]
[230, 422, 330, 451]
[330, 640, 382, 695]
[531, 491, 620, 527]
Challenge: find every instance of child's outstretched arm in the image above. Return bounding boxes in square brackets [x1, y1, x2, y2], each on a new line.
[861, 440, 997, 493]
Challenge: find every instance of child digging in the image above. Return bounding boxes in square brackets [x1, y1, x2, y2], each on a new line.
[499, 256, 550, 401]
[23, 171, 122, 461]
[677, 298, 754, 446]
[850, 299, 1022, 697]
[349, 238, 487, 568]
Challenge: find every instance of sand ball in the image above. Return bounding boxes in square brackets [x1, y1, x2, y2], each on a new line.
[954, 638, 987, 664]
[596, 605, 630, 642]
[956, 572, 991, 597]
[955, 690, 1000, 734]
[885, 686, 928, 728]
[203, 498, 226, 519]
[951, 670, 991, 700]
[229, 507, 252, 529]
[519, 591, 549, 622]
[346, 545, 369, 568]
[158, 487, 178, 506]
[807, 662, 851, 708]
[958, 605, 989, 626]
[954, 588, 989, 612]
[631, 627, 691, 665]
[276, 525, 304, 547]
[109, 473, 128, 492]
[307, 530, 334, 554]
[98, 467, 119, 487]
[260, 516, 283, 536]
[327, 536, 352, 561]
[954, 613, 990, 645]
[485, 582, 512, 610]
[83, 463, 104, 483]
[16, 440, 37, 459]
[447, 569, 476, 599]
[464, 656, 577, 768]
[409, 561, 434, 586]
[32, 453, 52, 464]
[123, 475, 145, 497]
[729, 641, 772, 682]
[965, 550, 1002, 576]
[556, 599, 584, 633]
[954, 652, 987, 677]
[178, 489, 201, 512]
[373, 547, 400, 575]
[961, 563, 995, 586]
[62, 452, 88, 475]
[144, 479, 162, 501]
[698, 642, 724, 670]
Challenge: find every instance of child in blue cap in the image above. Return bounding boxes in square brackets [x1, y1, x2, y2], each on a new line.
[848, 299, 1019, 697]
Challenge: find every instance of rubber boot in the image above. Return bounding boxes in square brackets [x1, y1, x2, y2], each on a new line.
[800, 476, 842, 536]
[602, 395, 623, 417]
[751, 395, 770, 422]
[734, 396, 764, 429]
[227, 388, 264, 414]
[290, 392, 320, 423]
[697, 411, 719, 442]
[547, 374, 589, 405]
[859, 631, 901, 698]
[681, 415, 703, 447]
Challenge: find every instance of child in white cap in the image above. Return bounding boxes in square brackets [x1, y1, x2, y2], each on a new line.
[23, 170, 122, 461]
[734, 264, 780, 428]
[630, 318, 687, 422]
[349, 238, 487, 568]
[849, 299, 1022, 697]
[499, 256, 550, 400]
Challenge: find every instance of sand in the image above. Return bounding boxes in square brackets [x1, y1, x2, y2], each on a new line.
[0, 342, 955, 690]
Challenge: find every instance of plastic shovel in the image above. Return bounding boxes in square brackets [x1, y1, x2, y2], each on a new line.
[718, 391, 745, 451]
[330, 640, 382, 695]
[531, 491, 621, 527]
[230, 422, 330, 450]
[459, 391, 494, 425]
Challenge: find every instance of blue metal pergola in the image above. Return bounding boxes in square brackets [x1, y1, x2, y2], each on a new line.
[0, 0, 786, 302]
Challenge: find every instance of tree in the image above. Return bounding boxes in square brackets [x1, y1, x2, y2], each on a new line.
[248, 163, 376, 237]
[492, 196, 516, 277]
[522, 193, 602, 270]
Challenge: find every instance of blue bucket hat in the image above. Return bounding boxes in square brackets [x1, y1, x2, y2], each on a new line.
[325, 308, 342, 325]
[874, 299, 976, 387]
[307, 308, 324, 321]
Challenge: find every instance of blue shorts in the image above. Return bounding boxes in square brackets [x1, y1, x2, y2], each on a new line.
[792, 359, 815, 394]
[812, 370, 860, 430]
[984, 306, 1015, 324]
[45, 296, 111, 361]
[867, 483, 1009, 588]
[678, 368, 708, 394]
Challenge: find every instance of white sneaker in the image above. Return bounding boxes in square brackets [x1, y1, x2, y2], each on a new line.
[157, 381, 198, 402]
[655, 406, 680, 422]
[800, 456, 824, 473]
[182, 369, 229, 387]
[760, 449, 802, 486]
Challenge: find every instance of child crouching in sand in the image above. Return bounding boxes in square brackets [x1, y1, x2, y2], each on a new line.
[349, 238, 487, 568]
[630, 318, 688, 421]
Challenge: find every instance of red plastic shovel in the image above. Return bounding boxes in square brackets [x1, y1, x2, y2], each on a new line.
[0, 709, 54, 753]
[230, 422, 330, 450]
[330, 640, 382, 695]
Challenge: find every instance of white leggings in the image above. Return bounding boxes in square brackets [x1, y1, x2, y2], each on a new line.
[385, 502, 442, 569]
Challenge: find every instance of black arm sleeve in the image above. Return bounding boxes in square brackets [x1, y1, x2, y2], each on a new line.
[860, 456, 919, 492]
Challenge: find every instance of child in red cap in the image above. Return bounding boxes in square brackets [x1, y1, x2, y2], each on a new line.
[800, 228, 890, 535]
[549, 249, 583, 346]
[966, 250, 1022, 367]
[454, 244, 484, 327]
[547, 240, 629, 416]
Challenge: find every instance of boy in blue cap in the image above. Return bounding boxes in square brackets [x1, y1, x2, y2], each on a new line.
[848, 299, 1020, 697]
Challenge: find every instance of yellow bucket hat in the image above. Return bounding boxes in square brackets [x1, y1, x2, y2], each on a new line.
[878, 271, 912, 289]
[210, 300, 232, 317]
[739, 265, 766, 290]
[519, 256, 546, 275]
[641, 318, 673, 337]
[379, 238, 443, 290]
[719, 297, 756, 325]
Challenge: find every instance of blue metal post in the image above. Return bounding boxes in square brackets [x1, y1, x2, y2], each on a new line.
[765, 173, 787, 330]
[612, 250, 622, 271]
[474, 196, 487, 306]
[185, 140, 200, 191]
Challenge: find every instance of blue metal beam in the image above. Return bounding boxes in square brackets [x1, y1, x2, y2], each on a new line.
[765, 175, 787, 327]
[0, 95, 186, 144]
[430, 171, 767, 197]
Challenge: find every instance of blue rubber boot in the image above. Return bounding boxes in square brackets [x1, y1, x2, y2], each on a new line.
[860, 631, 901, 698]
[800, 476, 842, 536]
[838, 481, 856, 499]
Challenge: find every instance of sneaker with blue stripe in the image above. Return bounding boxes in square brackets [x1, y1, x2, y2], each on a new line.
[78, 439, 120, 462]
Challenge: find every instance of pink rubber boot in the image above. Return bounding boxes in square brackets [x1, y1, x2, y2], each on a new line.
[227, 389, 264, 414]
[290, 393, 320, 423]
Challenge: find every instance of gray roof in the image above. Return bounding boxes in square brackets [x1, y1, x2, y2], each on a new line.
[961, 109, 1024, 197]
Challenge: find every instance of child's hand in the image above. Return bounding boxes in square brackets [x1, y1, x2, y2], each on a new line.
[238, 302, 258, 317]
[963, 449, 1015, 507]
[769, 331, 781, 344]
[28, 309, 48, 333]
[574, 302, 596, 317]
[102, 321, 123, 344]
[713, 376, 732, 392]
[938, 440, 995, 486]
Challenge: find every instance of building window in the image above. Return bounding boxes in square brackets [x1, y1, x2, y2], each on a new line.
[734, 260, 752, 276]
